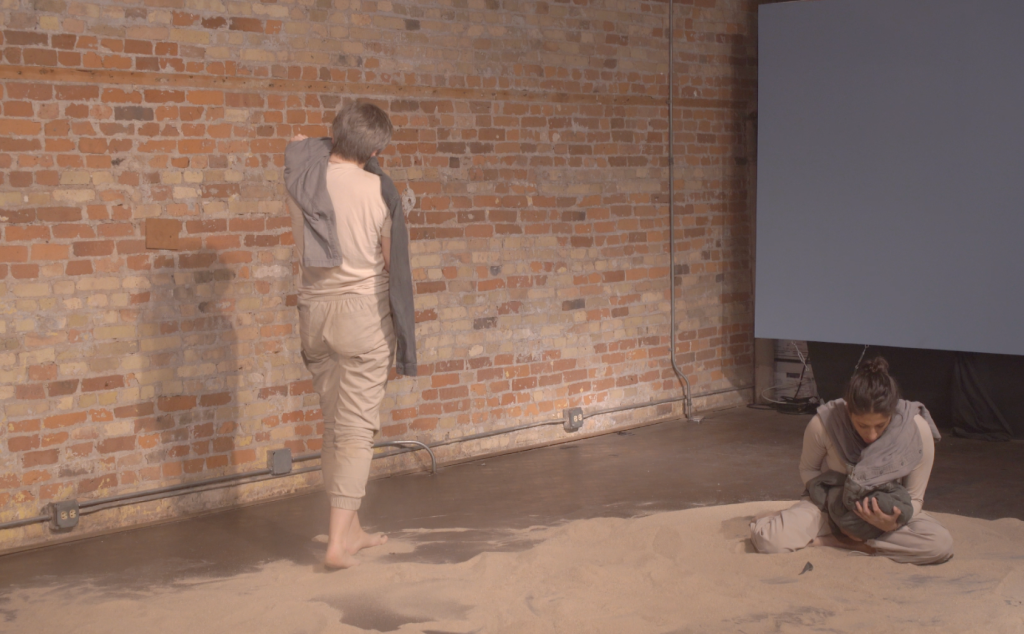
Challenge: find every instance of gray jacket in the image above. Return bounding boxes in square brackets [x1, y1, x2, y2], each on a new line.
[284, 138, 417, 376]
[806, 470, 913, 541]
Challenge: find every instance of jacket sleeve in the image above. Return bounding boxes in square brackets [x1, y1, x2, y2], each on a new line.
[364, 157, 418, 377]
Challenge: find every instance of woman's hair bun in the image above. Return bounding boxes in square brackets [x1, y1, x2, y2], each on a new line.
[846, 355, 899, 416]
[861, 357, 890, 377]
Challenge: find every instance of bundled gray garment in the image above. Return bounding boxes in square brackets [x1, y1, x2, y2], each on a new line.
[818, 399, 939, 511]
[284, 138, 418, 376]
[806, 470, 913, 541]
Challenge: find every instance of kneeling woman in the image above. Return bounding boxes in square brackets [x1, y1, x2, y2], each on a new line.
[750, 357, 953, 565]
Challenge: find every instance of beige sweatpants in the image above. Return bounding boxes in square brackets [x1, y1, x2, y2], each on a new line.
[299, 291, 395, 511]
[749, 500, 954, 565]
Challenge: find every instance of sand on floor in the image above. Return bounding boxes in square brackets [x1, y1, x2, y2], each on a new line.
[3, 501, 1024, 634]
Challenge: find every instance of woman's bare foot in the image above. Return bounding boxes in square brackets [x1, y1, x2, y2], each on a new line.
[324, 507, 360, 570]
[322, 509, 388, 569]
[345, 513, 388, 555]
[324, 544, 361, 570]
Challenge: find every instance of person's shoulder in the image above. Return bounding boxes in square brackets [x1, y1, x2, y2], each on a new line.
[805, 414, 825, 436]
[328, 164, 381, 188]
[913, 414, 934, 441]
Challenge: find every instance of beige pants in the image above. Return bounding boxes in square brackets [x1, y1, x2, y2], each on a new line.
[750, 500, 954, 565]
[299, 291, 395, 511]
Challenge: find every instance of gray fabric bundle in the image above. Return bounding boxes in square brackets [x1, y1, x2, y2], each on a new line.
[811, 399, 940, 540]
[806, 470, 914, 541]
[818, 399, 939, 510]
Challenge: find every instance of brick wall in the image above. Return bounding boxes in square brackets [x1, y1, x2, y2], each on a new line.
[0, 0, 758, 550]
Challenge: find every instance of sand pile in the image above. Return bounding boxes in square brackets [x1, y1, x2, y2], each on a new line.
[4, 501, 1024, 633]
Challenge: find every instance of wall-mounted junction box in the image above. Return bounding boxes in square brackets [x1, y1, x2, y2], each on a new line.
[268, 448, 293, 476]
[563, 407, 584, 433]
[50, 500, 80, 531]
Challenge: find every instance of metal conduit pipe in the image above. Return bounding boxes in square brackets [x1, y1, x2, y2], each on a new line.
[373, 441, 437, 475]
[79, 469, 273, 510]
[0, 514, 50, 530]
[0, 383, 752, 532]
[79, 466, 324, 517]
[583, 385, 753, 420]
[666, 0, 695, 421]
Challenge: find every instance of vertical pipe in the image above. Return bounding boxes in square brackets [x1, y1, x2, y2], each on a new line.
[666, 0, 694, 420]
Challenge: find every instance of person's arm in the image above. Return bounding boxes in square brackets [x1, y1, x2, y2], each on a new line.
[799, 415, 829, 487]
[380, 205, 393, 272]
[381, 236, 391, 272]
[903, 414, 934, 516]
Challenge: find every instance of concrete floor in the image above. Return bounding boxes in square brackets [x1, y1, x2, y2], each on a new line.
[3, 407, 1023, 594]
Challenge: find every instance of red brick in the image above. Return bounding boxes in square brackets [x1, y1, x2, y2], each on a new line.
[65, 260, 94, 276]
[23, 449, 60, 467]
[15, 384, 45, 400]
[38, 207, 82, 222]
[43, 411, 88, 429]
[42, 432, 69, 447]
[97, 436, 135, 453]
[0, 246, 28, 262]
[199, 392, 231, 407]
[81, 375, 125, 392]
[114, 402, 154, 418]
[258, 385, 287, 400]
[30, 243, 69, 261]
[73, 241, 115, 257]
[229, 17, 263, 32]
[230, 449, 257, 465]
[48, 380, 80, 396]
[158, 396, 196, 412]
[7, 83, 52, 100]
[29, 365, 59, 381]
[78, 474, 118, 494]
[8, 435, 40, 452]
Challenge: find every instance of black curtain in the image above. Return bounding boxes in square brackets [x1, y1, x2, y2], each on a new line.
[805, 342, 1024, 440]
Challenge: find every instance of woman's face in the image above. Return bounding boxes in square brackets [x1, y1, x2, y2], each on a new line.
[849, 411, 892, 444]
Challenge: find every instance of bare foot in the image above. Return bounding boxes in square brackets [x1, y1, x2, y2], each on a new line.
[345, 514, 388, 555]
[324, 544, 360, 570]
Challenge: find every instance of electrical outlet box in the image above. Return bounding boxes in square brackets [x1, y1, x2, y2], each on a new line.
[268, 448, 292, 476]
[50, 500, 80, 531]
[563, 407, 584, 433]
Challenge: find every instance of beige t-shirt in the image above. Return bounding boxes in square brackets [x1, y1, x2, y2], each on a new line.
[288, 161, 392, 298]
[799, 414, 935, 515]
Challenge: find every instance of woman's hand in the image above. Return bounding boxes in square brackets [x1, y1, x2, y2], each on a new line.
[853, 497, 902, 533]
[290, 134, 308, 143]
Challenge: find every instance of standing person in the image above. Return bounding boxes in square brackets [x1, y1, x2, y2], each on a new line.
[284, 101, 417, 569]
[750, 357, 953, 565]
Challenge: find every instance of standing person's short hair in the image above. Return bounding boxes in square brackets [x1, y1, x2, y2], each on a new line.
[331, 101, 393, 164]
[845, 356, 900, 417]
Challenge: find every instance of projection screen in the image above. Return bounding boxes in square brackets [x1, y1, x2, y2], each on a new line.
[755, 0, 1024, 356]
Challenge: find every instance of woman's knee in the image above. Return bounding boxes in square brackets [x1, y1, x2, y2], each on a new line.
[923, 523, 954, 564]
[876, 516, 955, 565]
